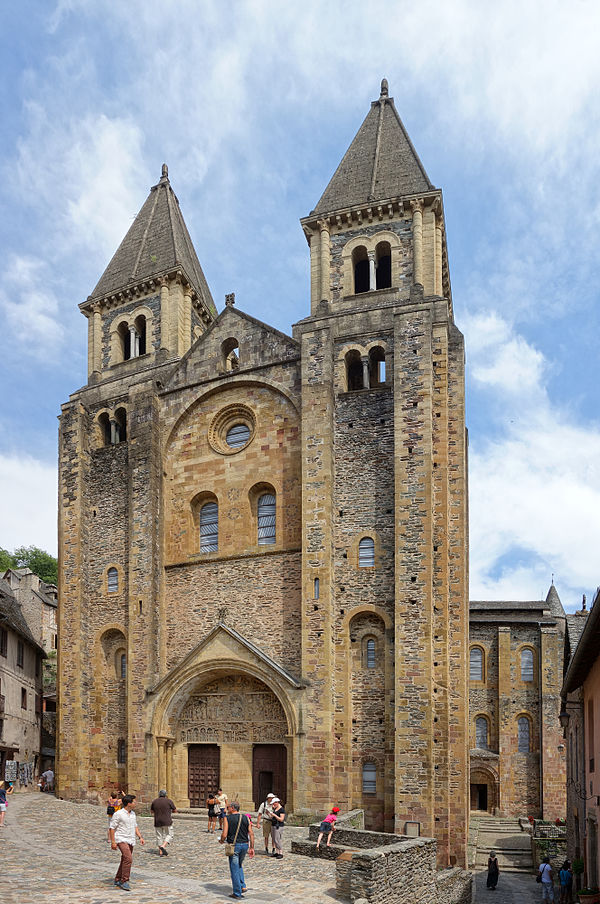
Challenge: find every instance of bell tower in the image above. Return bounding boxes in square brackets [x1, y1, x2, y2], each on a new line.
[294, 80, 468, 866]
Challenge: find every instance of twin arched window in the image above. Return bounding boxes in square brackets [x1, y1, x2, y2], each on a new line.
[344, 346, 386, 392]
[358, 537, 375, 568]
[118, 315, 147, 361]
[199, 492, 276, 552]
[352, 242, 392, 294]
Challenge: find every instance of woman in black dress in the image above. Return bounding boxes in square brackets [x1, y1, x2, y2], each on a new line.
[487, 850, 499, 889]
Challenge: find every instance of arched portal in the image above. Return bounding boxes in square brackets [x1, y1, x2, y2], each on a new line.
[470, 764, 500, 814]
[160, 671, 291, 810]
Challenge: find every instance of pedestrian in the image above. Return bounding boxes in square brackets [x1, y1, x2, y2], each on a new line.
[206, 790, 219, 833]
[559, 859, 573, 904]
[107, 789, 120, 842]
[486, 850, 499, 890]
[256, 793, 274, 853]
[216, 788, 228, 830]
[41, 769, 54, 792]
[150, 788, 176, 856]
[538, 856, 554, 902]
[0, 782, 7, 827]
[270, 797, 286, 859]
[219, 801, 255, 899]
[316, 806, 340, 849]
[109, 793, 145, 891]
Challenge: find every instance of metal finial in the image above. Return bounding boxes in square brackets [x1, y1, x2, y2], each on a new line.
[225, 292, 235, 307]
[583, 594, 587, 611]
[380, 78, 389, 98]
[161, 163, 169, 179]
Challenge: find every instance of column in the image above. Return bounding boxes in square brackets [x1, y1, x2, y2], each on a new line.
[183, 285, 193, 353]
[166, 739, 174, 796]
[435, 212, 443, 296]
[318, 219, 331, 303]
[411, 199, 424, 286]
[110, 419, 117, 446]
[160, 279, 170, 351]
[157, 738, 167, 791]
[129, 325, 137, 359]
[361, 356, 370, 389]
[368, 251, 376, 291]
[93, 310, 102, 373]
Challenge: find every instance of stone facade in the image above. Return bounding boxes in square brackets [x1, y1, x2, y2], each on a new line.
[468, 591, 569, 820]
[57, 83, 469, 866]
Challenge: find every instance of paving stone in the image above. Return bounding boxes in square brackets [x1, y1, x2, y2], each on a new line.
[0, 793, 340, 903]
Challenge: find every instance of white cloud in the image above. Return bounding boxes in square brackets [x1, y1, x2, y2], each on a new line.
[0, 255, 64, 358]
[0, 454, 57, 556]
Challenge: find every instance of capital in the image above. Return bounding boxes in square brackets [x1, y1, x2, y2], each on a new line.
[410, 199, 424, 215]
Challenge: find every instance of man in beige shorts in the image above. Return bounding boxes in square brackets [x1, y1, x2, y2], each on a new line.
[256, 793, 274, 853]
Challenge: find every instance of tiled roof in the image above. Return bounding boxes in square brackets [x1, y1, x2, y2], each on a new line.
[566, 613, 588, 653]
[470, 600, 544, 611]
[545, 583, 565, 617]
[89, 165, 216, 316]
[313, 80, 433, 215]
[0, 580, 45, 654]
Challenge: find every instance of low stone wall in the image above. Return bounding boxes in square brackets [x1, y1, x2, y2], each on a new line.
[307, 823, 403, 849]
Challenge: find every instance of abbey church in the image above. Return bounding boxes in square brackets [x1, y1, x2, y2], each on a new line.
[57, 79, 470, 867]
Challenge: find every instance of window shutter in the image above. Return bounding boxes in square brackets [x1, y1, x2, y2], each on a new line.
[200, 502, 219, 552]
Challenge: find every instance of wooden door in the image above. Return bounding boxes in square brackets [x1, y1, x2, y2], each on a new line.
[252, 744, 287, 808]
[188, 744, 220, 807]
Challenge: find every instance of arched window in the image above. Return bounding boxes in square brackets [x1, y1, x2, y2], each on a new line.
[200, 502, 218, 552]
[470, 647, 484, 681]
[221, 337, 240, 372]
[369, 346, 386, 387]
[114, 407, 127, 443]
[120, 653, 127, 680]
[118, 321, 131, 361]
[107, 568, 119, 593]
[475, 716, 489, 749]
[98, 412, 111, 446]
[345, 350, 363, 391]
[362, 761, 377, 793]
[134, 314, 147, 356]
[117, 738, 126, 765]
[366, 638, 376, 669]
[375, 241, 392, 289]
[521, 648, 534, 682]
[518, 717, 531, 752]
[358, 537, 375, 568]
[258, 493, 276, 545]
[353, 246, 369, 294]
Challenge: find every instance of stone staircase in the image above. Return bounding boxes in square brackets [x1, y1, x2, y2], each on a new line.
[471, 814, 534, 873]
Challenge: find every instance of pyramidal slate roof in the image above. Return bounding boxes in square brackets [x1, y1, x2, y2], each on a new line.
[313, 79, 433, 215]
[89, 165, 216, 316]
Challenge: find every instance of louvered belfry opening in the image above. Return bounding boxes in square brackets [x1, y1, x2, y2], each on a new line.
[200, 501, 219, 552]
[257, 493, 276, 545]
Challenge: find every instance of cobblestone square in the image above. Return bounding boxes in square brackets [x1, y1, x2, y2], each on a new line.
[1, 793, 339, 903]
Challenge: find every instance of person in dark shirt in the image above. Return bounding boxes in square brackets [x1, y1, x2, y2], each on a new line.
[150, 789, 176, 856]
[270, 797, 286, 859]
[219, 801, 255, 899]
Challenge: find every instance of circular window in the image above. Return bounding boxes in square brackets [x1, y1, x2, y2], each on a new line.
[226, 423, 251, 448]
[209, 404, 255, 455]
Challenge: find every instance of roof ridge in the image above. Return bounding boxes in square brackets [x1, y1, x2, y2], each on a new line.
[370, 95, 386, 199]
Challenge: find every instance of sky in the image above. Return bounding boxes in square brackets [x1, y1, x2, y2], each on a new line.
[0, 0, 599, 612]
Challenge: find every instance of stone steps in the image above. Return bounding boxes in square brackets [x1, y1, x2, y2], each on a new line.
[473, 816, 533, 873]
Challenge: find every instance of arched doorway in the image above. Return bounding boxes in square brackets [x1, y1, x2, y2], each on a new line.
[172, 673, 290, 808]
[469, 764, 499, 814]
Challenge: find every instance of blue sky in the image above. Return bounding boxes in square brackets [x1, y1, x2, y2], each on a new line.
[1, 0, 599, 611]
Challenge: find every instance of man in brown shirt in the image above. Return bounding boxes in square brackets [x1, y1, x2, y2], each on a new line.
[150, 789, 177, 855]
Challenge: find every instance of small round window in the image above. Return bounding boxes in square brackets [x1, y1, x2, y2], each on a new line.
[226, 424, 251, 449]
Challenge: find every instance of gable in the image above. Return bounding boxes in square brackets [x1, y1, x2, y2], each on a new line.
[164, 305, 300, 392]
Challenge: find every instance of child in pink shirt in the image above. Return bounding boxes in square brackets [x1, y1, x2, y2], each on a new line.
[316, 806, 341, 848]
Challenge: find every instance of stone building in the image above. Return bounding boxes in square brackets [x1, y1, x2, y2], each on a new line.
[562, 590, 598, 883]
[0, 579, 45, 781]
[57, 80, 469, 866]
[468, 587, 569, 819]
[3, 568, 58, 771]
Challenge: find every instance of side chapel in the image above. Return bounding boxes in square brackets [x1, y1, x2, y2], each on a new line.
[57, 80, 469, 866]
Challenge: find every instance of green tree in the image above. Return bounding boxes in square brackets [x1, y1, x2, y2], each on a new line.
[0, 547, 17, 572]
[12, 546, 58, 585]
